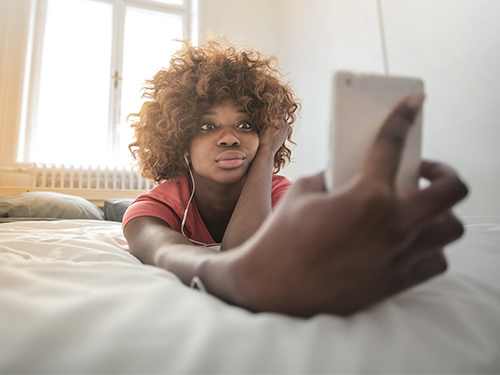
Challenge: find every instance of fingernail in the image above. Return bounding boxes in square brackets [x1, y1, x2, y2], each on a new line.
[404, 92, 425, 112]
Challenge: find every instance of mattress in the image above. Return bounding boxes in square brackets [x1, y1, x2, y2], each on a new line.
[0, 217, 499, 374]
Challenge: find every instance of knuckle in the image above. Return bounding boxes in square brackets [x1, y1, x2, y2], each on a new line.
[439, 213, 465, 242]
[415, 251, 448, 279]
[450, 219, 466, 242]
[442, 167, 469, 200]
[377, 127, 406, 148]
[452, 177, 469, 200]
[355, 184, 405, 242]
[434, 255, 448, 274]
[387, 223, 408, 244]
[357, 183, 393, 215]
[393, 102, 418, 124]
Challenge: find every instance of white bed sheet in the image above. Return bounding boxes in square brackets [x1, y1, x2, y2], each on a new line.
[0, 218, 499, 374]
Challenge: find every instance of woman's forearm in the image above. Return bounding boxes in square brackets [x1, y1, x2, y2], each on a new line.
[124, 216, 244, 307]
[220, 149, 275, 250]
[125, 217, 218, 284]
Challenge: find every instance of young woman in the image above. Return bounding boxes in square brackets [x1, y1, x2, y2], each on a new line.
[123, 39, 468, 317]
[124, 39, 298, 251]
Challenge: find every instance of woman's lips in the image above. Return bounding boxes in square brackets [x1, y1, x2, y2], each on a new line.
[216, 150, 246, 169]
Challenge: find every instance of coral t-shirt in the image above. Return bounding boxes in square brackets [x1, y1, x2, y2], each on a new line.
[122, 174, 292, 246]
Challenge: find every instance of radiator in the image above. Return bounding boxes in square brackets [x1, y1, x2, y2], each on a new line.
[31, 164, 155, 191]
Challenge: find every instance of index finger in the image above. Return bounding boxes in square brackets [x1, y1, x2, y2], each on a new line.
[363, 93, 425, 184]
[405, 160, 469, 226]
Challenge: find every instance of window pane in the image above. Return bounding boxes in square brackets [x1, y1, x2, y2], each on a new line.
[119, 7, 184, 164]
[32, 0, 112, 166]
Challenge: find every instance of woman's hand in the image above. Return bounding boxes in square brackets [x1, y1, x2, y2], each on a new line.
[257, 120, 290, 157]
[204, 94, 469, 317]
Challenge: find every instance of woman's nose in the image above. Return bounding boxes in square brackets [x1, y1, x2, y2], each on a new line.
[217, 129, 240, 146]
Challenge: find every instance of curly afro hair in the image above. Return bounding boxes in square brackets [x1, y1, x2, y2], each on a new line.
[128, 38, 300, 184]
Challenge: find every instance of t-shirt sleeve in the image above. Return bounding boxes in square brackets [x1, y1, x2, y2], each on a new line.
[122, 195, 181, 232]
[271, 175, 292, 209]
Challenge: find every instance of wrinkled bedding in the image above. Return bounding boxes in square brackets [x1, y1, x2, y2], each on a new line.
[1, 218, 499, 374]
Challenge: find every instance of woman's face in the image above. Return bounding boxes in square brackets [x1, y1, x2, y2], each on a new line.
[188, 100, 260, 186]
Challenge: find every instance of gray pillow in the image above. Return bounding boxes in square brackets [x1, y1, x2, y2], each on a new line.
[0, 192, 104, 220]
[103, 198, 134, 222]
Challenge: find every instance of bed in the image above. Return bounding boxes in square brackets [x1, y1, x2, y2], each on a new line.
[1, 192, 499, 374]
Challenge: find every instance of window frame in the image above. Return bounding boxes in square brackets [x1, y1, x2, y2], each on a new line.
[19, 0, 197, 166]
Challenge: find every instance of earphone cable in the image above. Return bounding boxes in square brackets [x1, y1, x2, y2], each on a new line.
[181, 160, 220, 249]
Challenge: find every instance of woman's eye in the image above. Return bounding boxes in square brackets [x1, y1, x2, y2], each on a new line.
[237, 122, 253, 130]
[200, 123, 215, 131]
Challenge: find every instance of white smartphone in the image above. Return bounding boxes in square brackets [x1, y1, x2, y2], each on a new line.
[325, 71, 424, 191]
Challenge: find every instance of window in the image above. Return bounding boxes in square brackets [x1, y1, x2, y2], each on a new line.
[20, 0, 197, 168]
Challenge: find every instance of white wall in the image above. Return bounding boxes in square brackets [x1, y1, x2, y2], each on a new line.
[199, 0, 500, 216]
[382, 0, 500, 216]
[198, 0, 281, 54]
[274, 0, 386, 181]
